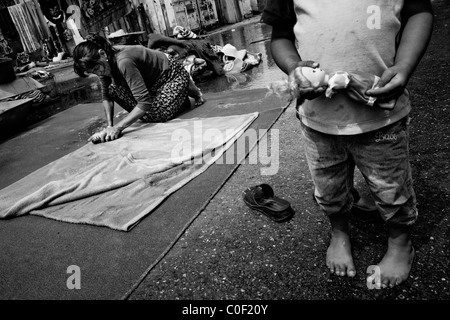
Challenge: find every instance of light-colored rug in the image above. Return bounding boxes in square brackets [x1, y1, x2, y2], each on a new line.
[0, 112, 258, 231]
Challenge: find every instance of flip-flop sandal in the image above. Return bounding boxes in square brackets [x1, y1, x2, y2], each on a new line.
[242, 184, 295, 222]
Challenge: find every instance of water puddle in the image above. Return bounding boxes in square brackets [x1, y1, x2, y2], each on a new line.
[198, 22, 287, 93]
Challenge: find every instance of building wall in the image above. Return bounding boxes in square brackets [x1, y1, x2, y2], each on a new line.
[171, 0, 201, 32]
[215, 0, 255, 24]
[249, 0, 265, 13]
[163, 0, 177, 31]
[196, 0, 218, 28]
[145, 0, 168, 35]
[238, 0, 252, 18]
[219, 0, 240, 24]
[139, 0, 219, 36]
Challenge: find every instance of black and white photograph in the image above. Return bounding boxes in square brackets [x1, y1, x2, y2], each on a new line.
[0, 0, 447, 314]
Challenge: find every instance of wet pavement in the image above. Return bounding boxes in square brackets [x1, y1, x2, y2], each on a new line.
[198, 18, 284, 93]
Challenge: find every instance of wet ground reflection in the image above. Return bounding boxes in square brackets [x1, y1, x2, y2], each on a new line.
[198, 22, 287, 94]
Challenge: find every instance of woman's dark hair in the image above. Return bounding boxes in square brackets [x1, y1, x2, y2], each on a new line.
[73, 34, 125, 85]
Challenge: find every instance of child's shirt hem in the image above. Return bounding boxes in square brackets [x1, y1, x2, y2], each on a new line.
[297, 101, 411, 135]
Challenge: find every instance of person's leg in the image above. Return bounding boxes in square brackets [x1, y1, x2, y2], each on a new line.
[187, 77, 205, 106]
[327, 211, 355, 277]
[300, 122, 357, 277]
[354, 117, 417, 288]
[380, 160, 416, 288]
[143, 61, 190, 122]
[379, 223, 415, 288]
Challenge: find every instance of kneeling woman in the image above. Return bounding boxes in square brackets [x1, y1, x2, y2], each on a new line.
[73, 35, 190, 143]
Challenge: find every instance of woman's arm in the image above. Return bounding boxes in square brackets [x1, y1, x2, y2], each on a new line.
[89, 103, 148, 143]
[102, 104, 147, 141]
[103, 100, 114, 127]
[92, 57, 153, 143]
[98, 75, 115, 126]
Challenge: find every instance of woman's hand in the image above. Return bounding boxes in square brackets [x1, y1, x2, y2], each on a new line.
[88, 126, 123, 144]
[104, 126, 123, 141]
[88, 129, 106, 144]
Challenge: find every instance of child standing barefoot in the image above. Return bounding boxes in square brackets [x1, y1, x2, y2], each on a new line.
[262, 0, 433, 288]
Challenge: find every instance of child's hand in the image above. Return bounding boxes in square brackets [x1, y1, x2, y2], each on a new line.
[366, 64, 411, 101]
[289, 61, 325, 100]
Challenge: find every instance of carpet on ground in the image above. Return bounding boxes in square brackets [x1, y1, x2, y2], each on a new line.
[0, 113, 258, 231]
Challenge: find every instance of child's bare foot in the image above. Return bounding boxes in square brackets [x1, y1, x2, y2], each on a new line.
[326, 214, 356, 277]
[375, 225, 415, 288]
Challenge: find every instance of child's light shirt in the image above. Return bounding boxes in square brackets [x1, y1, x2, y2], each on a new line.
[263, 0, 410, 134]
